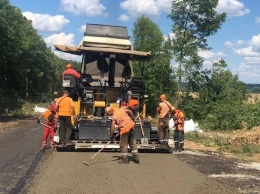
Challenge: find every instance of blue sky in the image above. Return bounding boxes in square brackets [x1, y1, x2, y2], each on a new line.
[9, 0, 260, 84]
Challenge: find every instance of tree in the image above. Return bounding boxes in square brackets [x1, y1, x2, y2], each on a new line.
[168, 0, 226, 105]
[132, 16, 176, 116]
[182, 59, 248, 130]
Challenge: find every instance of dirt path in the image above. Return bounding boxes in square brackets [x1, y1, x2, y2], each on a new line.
[28, 151, 235, 194]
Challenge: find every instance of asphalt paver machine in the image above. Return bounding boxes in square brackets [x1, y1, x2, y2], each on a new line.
[54, 24, 171, 152]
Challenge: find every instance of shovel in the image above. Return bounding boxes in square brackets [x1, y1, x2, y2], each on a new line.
[39, 122, 54, 130]
[137, 113, 148, 146]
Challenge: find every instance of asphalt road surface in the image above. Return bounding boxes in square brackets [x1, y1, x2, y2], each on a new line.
[0, 119, 236, 194]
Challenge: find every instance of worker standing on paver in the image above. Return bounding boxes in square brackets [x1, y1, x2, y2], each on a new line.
[156, 94, 173, 148]
[106, 107, 139, 164]
[172, 106, 185, 152]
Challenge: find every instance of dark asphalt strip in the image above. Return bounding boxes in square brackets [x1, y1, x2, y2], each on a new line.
[9, 150, 45, 194]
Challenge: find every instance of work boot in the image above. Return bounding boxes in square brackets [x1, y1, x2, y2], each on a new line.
[40, 145, 46, 151]
[118, 155, 129, 164]
[132, 153, 140, 164]
[50, 145, 55, 151]
[178, 143, 184, 152]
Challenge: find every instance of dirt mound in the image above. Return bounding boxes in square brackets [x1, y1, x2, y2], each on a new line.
[226, 127, 260, 146]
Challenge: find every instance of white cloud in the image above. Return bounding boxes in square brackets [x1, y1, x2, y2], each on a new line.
[118, 14, 129, 22]
[216, 0, 250, 17]
[224, 41, 233, 48]
[236, 40, 245, 46]
[44, 33, 81, 61]
[22, 12, 69, 33]
[55, 52, 81, 61]
[251, 34, 260, 52]
[156, 0, 173, 13]
[163, 32, 175, 41]
[256, 17, 260, 23]
[79, 25, 86, 33]
[234, 63, 260, 81]
[234, 47, 260, 57]
[60, 0, 107, 17]
[198, 50, 226, 60]
[44, 32, 75, 47]
[120, 0, 172, 19]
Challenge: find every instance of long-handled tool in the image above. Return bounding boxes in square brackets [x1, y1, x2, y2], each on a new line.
[83, 134, 119, 166]
[137, 113, 148, 145]
[39, 122, 54, 130]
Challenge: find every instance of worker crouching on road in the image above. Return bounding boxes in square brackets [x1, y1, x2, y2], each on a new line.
[172, 107, 185, 152]
[156, 94, 173, 148]
[37, 104, 57, 150]
[106, 106, 139, 164]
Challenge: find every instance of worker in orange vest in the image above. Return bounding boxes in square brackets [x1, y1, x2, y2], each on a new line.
[172, 106, 185, 152]
[55, 90, 76, 147]
[106, 106, 139, 164]
[37, 103, 57, 150]
[62, 63, 80, 80]
[156, 94, 173, 148]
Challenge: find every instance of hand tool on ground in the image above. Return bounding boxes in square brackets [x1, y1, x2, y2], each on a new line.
[137, 112, 148, 145]
[83, 133, 119, 166]
[39, 122, 54, 130]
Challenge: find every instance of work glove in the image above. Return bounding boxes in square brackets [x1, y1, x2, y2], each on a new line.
[37, 119, 40, 124]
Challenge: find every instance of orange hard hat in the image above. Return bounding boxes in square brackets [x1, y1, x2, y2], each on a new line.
[66, 64, 72, 69]
[128, 99, 139, 108]
[160, 94, 166, 99]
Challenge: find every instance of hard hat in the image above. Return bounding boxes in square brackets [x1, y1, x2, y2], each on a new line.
[172, 106, 176, 111]
[128, 99, 139, 108]
[121, 101, 127, 107]
[105, 107, 113, 112]
[66, 64, 72, 69]
[160, 94, 166, 99]
[63, 90, 69, 94]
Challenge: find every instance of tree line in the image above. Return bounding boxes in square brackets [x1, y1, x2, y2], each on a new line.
[1, 0, 260, 130]
[131, 0, 260, 131]
[0, 0, 80, 113]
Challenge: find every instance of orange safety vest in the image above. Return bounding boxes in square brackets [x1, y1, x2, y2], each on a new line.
[43, 109, 56, 126]
[174, 109, 184, 130]
[174, 110, 184, 124]
[112, 108, 135, 135]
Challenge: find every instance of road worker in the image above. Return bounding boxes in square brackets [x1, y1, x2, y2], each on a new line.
[106, 106, 139, 164]
[62, 63, 80, 79]
[172, 106, 185, 152]
[55, 90, 76, 147]
[156, 94, 173, 148]
[37, 103, 57, 150]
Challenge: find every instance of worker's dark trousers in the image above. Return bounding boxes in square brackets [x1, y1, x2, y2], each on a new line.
[120, 128, 139, 157]
[58, 116, 72, 144]
[157, 117, 170, 144]
[174, 129, 184, 148]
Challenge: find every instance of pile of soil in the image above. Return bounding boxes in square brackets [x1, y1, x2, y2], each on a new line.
[225, 127, 260, 146]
